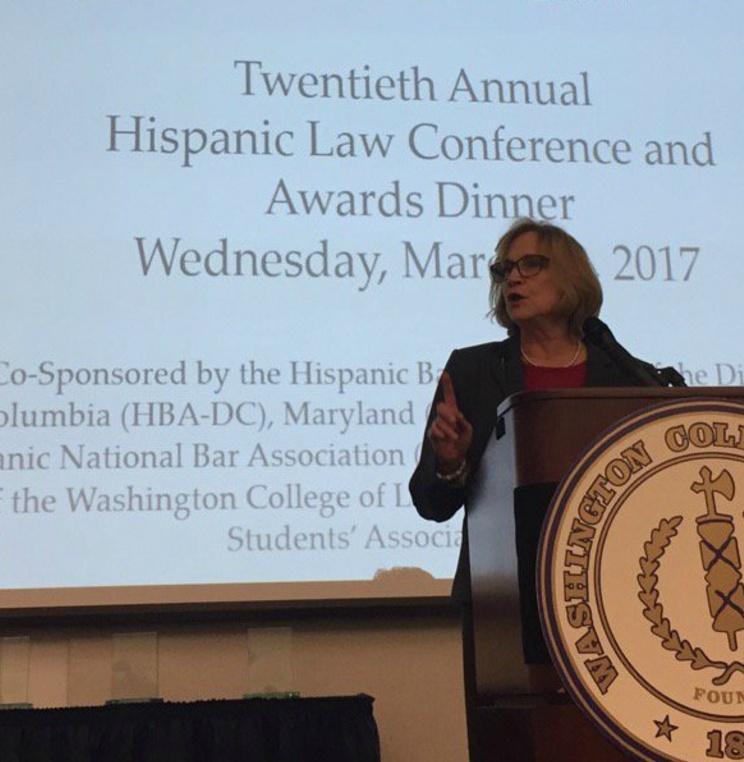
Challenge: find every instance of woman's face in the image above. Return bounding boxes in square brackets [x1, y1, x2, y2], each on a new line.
[502, 231, 566, 330]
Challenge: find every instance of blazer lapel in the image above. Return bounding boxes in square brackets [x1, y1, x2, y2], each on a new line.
[503, 334, 524, 396]
[586, 342, 624, 386]
[489, 334, 523, 399]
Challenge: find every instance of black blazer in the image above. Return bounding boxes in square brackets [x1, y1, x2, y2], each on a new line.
[409, 334, 654, 602]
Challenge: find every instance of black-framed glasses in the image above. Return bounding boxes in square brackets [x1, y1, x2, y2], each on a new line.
[489, 254, 549, 283]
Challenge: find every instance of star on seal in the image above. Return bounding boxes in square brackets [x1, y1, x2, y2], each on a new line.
[653, 715, 678, 741]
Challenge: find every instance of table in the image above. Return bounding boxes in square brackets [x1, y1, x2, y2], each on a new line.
[0, 694, 380, 762]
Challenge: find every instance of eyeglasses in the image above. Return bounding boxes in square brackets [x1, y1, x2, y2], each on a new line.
[489, 254, 549, 283]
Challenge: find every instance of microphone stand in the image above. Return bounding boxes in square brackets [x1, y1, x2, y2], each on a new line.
[583, 317, 687, 388]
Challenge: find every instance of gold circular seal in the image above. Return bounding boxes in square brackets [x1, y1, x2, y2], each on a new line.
[539, 399, 744, 762]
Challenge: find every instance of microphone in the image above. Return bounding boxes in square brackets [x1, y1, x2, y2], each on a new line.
[582, 317, 667, 387]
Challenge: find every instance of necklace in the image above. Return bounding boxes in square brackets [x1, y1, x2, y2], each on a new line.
[521, 340, 583, 368]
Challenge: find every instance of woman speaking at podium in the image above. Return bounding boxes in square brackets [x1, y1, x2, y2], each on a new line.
[409, 217, 656, 761]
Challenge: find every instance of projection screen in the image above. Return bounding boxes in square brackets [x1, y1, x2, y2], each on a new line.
[2, 0, 743, 611]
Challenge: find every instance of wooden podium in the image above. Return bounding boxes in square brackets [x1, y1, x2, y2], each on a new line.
[466, 387, 744, 761]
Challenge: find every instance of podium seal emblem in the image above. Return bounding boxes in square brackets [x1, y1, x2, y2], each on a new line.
[538, 399, 744, 761]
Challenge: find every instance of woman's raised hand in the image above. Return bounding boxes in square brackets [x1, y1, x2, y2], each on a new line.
[427, 371, 473, 473]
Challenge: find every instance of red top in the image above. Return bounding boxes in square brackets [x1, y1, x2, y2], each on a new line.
[523, 361, 587, 390]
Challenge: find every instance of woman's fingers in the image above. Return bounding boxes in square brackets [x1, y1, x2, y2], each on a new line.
[436, 401, 471, 436]
[440, 371, 458, 409]
[435, 400, 459, 425]
[429, 418, 459, 442]
[428, 372, 473, 467]
[428, 427, 463, 468]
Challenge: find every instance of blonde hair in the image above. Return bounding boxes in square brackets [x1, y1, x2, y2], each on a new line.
[489, 218, 602, 337]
